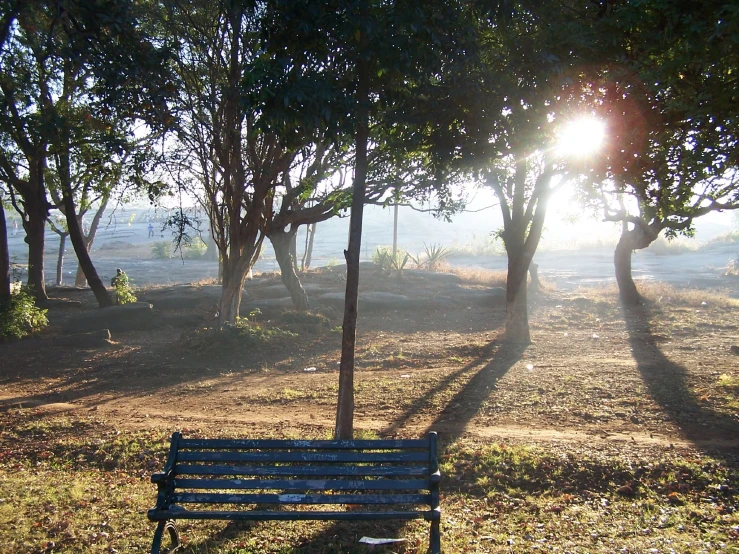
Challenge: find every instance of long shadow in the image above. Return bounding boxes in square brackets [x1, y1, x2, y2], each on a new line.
[422, 341, 526, 442]
[624, 302, 739, 447]
[382, 342, 501, 436]
[0, 320, 344, 413]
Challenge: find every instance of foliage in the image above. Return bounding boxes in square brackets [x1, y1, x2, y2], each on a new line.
[565, 0, 739, 304]
[372, 246, 410, 278]
[416, 243, 452, 271]
[183, 317, 297, 353]
[183, 236, 208, 259]
[0, 287, 48, 341]
[112, 271, 136, 305]
[150, 241, 171, 259]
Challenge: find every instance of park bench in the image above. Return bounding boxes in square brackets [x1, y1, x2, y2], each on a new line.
[148, 432, 441, 553]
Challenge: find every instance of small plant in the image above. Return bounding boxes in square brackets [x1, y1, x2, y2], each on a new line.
[718, 373, 739, 392]
[0, 287, 48, 341]
[111, 270, 137, 305]
[372, 246, 393, 271]
[372, 246, 410, 278]
[423, 243, 452, 270]
[151, 241, 172, 259]
[248, 308, 262, 323]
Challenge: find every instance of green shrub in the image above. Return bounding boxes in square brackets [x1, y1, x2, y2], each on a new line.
[0, 288, 48, 341]
[372, 246, 410, 277]
[150, 241, 171, 259]
[111, 271, 137, 305]
[274, 310, 332, 334]
[182, 318, 297, 352]
[183, 237, 208, 259]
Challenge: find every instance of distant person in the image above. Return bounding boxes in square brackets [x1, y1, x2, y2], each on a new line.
[12, 220, 18, 236]
[111, 268, 128, 288]
[148, 223, 154, 238]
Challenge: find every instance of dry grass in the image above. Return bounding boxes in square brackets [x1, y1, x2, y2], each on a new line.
[447, 266, 507, 287]
[639, 282, 739, 309]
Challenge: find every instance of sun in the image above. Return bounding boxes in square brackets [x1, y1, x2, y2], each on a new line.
[557, 116, 606, 158]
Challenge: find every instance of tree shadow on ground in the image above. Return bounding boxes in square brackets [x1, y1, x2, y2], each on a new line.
[0, 321, 344, 412]
[423, 341, 526, 442]
[381, 339, 525, 442]
[624, 303, 739, 446]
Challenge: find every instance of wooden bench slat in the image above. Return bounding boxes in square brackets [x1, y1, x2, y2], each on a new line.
[179, 438, 429, 450]
[176, 464, 430, 477]
[177, 451, 428, 463]
[148, 432, 441, 554]
[173, 478, 430, 491]
[172, 492, 430, 505]
[150, 507, 432, 522]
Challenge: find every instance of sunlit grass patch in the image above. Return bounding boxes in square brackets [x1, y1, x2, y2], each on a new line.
[439, 441, 739, 553]
[448, 267, 507, 287]
[573, 281, 739, 310]
[639, 282, 739, 309]
[3, 407, 739, 554]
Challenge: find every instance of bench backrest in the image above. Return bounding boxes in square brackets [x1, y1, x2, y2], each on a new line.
[154, 432, 440, 517]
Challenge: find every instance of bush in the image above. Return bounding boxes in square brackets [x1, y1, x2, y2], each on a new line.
[182, 318, 297, 352]
[372, 246, 410, 277]
[274, 310, 332, 334]
[150, 241, 171, 259]
[0, 288, 48, 341]
[111, 271, 137, 305]
[183, 237, 208, 259]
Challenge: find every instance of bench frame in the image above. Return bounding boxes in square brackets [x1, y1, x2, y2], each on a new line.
[148, 432, 441, 553]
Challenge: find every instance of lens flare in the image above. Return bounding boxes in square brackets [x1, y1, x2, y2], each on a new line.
[558, 117, 606, 157]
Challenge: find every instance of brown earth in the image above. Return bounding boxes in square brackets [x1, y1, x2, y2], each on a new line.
[2, 267, 739, 456]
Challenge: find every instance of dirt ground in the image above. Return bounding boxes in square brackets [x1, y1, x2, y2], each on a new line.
[2, 266, 739, 453]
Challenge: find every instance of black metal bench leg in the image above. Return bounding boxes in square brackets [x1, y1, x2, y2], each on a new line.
[151, 520, 180, 554]
[429, 520, 441, 554]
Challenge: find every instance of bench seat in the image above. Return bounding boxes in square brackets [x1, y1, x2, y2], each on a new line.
[148, 432, 441, 553]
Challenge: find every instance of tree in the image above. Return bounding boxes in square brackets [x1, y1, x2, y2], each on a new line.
[160, 0, 304, 326]
[257, 0, 476, 437]
[579, 1, 739, 305]
[0, 189, 10, 302]
[266, 142, 352, 311]
[414, 1, 590, 342]
[47, 215, 69, 286]
[0, 0, 172, 305]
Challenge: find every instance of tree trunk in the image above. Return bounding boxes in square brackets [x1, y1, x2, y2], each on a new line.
[392, 198, 399, 258]
[305, 223, 316, 270]
[270, 228, 310, 311]
[528, 262, 541, 292]
[218, 264, 247, 325]
[335, 48, 369, 440]
[287, 231, 295, 274]
[614, 231, 642, 306]
[205, 228, 219, 262]
[0, 200, 10, 302]
[505, 255, 531, 343]
[23, 200, 48, 301]
[56, 233, 67, 286]
[75, 195, 108, 287]
[61, 190, 113, 307]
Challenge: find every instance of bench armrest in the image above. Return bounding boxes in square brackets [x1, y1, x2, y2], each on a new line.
[151, 472, 167, 484]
